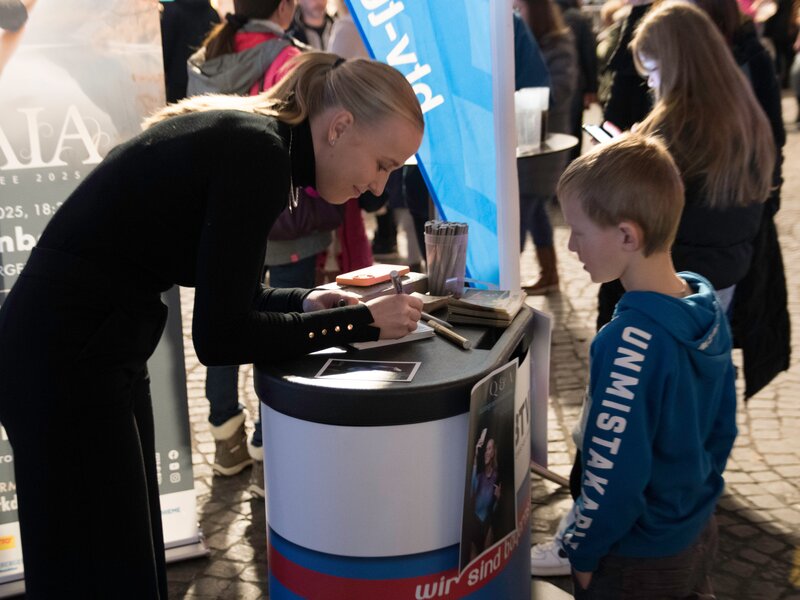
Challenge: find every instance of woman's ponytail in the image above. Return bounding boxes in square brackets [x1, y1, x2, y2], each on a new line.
[144, 52, 423, 136]
[201, 14, 247, 61]
[201, 0, 283, 61]
[263, 52, 424, 131]
[260, 52, 344, 124]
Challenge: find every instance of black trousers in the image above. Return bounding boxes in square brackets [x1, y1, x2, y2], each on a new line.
[0, 248, 168, 599]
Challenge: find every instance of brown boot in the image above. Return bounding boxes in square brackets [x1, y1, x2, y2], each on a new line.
[523, 246, 559, 295]
[210, 412, 253, 476]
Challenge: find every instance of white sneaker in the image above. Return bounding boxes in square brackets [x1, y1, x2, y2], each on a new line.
[530, 540, 571, 576]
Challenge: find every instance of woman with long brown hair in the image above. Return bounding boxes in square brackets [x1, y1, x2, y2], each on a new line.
[596, 1, 775, 327]
[0, 52, 424, 598]
[632, 0, 773, 296]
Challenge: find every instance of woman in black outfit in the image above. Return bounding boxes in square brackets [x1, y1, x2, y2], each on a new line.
[0, 52, 423, 599]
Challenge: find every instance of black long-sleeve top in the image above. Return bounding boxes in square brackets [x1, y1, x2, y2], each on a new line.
[37, 110, 379, 365]
[603, 3, 654, 131]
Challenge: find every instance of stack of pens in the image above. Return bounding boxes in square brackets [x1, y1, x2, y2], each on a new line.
[424, 220, 469, 298]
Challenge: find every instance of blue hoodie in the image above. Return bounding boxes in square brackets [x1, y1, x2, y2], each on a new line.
[563, 272, 737, 572]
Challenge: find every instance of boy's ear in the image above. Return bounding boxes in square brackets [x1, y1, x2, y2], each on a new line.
[618, 221, 644, 252]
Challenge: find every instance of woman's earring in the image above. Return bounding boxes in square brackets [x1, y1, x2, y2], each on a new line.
[329, 137, 336, 146]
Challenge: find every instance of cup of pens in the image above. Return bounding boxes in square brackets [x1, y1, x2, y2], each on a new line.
[424, 220, 468, 298]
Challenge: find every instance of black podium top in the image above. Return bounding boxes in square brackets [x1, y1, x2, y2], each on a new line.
[255, 307, 534, 427]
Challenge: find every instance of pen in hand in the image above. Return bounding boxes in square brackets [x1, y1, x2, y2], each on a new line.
[390, 270, 469, 350]
[389, 270, 404, 295]
[388, 270, 453, 328]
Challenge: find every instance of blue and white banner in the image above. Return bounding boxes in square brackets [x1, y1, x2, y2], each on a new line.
[346, 0, 519, 289]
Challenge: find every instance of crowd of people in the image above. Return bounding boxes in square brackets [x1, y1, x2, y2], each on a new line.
[0, 0, 796, 596]
[521, 0, 792, 596]
[159, 2, 794, 598]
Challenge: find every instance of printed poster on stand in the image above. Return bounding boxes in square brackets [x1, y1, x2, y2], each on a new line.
[0, 0, 203, 592]
[459, 358, 530, 576]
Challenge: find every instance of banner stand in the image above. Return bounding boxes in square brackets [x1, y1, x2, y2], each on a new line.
[0, 542, 209, 598]
[0, 578, 24, 599]
[166, 538, 210, 564]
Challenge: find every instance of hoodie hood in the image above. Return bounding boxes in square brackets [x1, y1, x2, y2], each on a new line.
[614, 272, 730, 374]
[187, 20, 291, 96]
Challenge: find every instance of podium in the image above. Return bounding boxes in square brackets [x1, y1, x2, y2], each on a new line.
[254, 308, 537, 599]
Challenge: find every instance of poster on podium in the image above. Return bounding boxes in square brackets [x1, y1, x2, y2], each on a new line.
[0, 0, 203, 593]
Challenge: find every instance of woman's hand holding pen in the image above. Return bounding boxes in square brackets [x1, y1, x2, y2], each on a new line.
[302, 289, 360, 312]
[303, 288, 423, 339]
[366, 294, 422, 339]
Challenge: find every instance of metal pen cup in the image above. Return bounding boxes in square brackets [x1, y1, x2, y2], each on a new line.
[424, 221, 468, 298]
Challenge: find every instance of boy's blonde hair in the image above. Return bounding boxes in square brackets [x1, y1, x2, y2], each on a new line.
[557, 134, 685, 256]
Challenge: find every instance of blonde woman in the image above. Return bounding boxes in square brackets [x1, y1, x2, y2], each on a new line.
[0, 52, 423, 599]
[596, 0, 774, 327]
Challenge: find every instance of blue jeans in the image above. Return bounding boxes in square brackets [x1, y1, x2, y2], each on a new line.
[206, 254, 317, 447]
[520, 194, 554, 251]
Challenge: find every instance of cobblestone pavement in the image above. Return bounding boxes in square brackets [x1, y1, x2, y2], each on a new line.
[166, 97, 800, 599]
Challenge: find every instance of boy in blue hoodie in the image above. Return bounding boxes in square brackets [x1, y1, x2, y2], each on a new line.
[557, 134, 737, 598]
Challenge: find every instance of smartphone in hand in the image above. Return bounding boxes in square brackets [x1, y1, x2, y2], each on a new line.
[583, 123, 614, 143]
[583, 121, 623, 144]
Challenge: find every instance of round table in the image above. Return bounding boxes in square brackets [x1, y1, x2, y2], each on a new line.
[516, 132, 579, 159]
[254, 310, 536, 599]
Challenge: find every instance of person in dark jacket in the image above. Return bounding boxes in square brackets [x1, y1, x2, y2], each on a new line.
[602, 0, 653, 131]
[514, 10, 553, 89]
[692, 0, 790, 397]
[693, 0, 785, 208]
[600, 0, 791, 397]
[763, 0, 795, 84]
[793, 21, 800, 123]
[516, 0, 578, 295]
[0, 53, 424, 599]
[159, 0, 220, 103]
[598, 1, 777, 328]
[556, 0, 599, 161]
